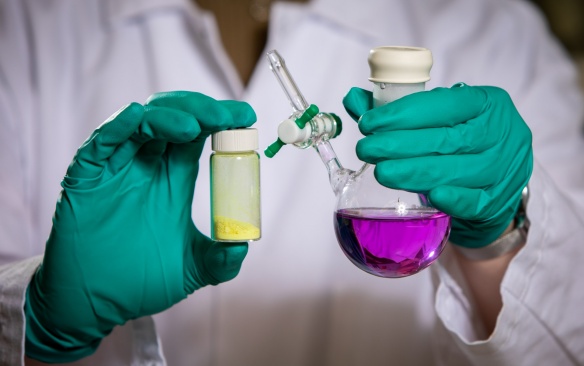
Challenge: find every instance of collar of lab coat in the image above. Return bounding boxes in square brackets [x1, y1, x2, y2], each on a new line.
[104, 0, 381, 40]
[105, 0, 189, 23]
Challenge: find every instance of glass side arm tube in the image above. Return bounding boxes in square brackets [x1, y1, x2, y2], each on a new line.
[264, 50, 350, 195]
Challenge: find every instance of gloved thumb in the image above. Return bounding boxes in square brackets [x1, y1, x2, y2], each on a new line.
[343, 87, 373, 122]
[185, 238, 249, 294]
[204, 242, 249, 284]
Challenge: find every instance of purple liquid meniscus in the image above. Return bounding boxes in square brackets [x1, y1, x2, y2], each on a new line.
[334, 208, 451, 278]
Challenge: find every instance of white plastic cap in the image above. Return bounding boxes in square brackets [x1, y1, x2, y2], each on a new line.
[368, 46, 433, 83]
[212, 128, 258, 152]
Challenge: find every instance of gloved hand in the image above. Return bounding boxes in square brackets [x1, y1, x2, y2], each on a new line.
[25, 92, 256, 362]
[343, 83, 533, 248]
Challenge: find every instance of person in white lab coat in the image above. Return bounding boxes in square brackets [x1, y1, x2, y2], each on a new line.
[1, 0, 583, 365]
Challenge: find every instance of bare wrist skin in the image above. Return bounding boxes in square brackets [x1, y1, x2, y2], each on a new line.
[453, 220, 523, 335]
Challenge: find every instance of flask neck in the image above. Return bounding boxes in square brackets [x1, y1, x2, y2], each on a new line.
[314, 140, 352, 196]
[369, 81, 430, 206]
[313, 82, 426, 197]
[372, 82, 425, 106]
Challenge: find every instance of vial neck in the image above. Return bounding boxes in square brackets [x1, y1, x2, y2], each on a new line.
[214, 150, 256, 154]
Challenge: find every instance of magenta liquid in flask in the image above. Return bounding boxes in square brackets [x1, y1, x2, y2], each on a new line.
[335, 209, 450, 277]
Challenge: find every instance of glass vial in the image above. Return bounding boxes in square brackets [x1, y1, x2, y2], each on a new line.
[210, 128, 261, 241]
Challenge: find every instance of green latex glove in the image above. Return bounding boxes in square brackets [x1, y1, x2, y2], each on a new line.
[25, 92, 256, 362]
[343, 83, 533, 248]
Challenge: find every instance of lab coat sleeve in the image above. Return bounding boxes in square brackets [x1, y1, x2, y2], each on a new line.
[0, 257, 42, 366]
[0, 0, 38, 264]
[0, 1, 42, 362]
[0, 2, 166, 364]
[432, 162, 584, 365]
[0, 256, 167, 366]
[427, 1, 584, 364]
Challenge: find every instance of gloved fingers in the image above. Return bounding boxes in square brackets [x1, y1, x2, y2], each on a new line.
[104, 137, 145, 176]
[137, 140, 169, 160]
[67, 103, 144, 179]
[158, 142, 203, 198]
[89, 106, 201, 178]
[427, 183, 520, 222]
[373, 152, 503, 193]
[165, 138, 206, 169]
[342, 87, 373, 122]
[357, 84, 488, 135]
[135, 106, 201, 142]
[105, 140, 172, 191]
[145, 91, 256, 135]
[356, 120, 497, 163]
[117, 106, 201, 170]
[219, 100, 257, 127]
[67, 104, 200, 180]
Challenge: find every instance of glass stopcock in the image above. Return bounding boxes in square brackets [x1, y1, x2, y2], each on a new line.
[265, 47, 451, 278]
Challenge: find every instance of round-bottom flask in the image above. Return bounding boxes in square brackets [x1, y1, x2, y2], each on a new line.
[333, 47, 450, 278]
[334, 179, 451, 278]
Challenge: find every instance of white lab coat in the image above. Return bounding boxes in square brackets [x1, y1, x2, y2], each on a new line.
[1, 0, 583, 365]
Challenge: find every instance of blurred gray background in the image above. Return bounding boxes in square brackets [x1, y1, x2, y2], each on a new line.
[531, 0, 584, 89]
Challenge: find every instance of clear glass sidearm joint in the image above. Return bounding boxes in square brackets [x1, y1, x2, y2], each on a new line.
[264, 47, 451, 278]
[264, 50, 350, 195]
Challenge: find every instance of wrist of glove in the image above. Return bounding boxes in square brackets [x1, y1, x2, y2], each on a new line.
[25, 92, 256, 362]
[343, 83, 533, 249]
[454, 185, 530, 260]
[448, 196, 522, 248]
